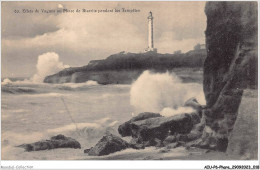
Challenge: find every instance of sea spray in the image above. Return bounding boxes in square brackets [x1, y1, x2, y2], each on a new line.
[130, 70, 205, 114]
[2, 52, 69, 84]
[32, 52, 69, 83]
[2, 78, 12, 85]
[160, 107, 195, 117]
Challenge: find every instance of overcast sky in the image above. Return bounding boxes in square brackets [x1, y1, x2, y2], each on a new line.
[2, 1, 206, 78]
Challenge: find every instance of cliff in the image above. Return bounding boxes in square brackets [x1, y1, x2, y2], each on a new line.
[201, 1, 257, 157]
[44, 50, 206, 84]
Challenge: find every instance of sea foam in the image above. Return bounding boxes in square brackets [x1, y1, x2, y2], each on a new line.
[32, 52, 69, 83]
[130, 70, 205, 115]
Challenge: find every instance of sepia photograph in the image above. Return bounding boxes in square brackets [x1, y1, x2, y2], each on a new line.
[1, 0, 259, 169]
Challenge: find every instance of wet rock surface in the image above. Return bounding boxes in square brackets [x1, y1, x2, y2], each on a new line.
[86, 134, 130, 156]
[118, 112, 161, 137]
[129, 113, 194, 142]
[87, 99, 204, 156]
[18, 134, 81, 152]
[162, 135, 177, 146]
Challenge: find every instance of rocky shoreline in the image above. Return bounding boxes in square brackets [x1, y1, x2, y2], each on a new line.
[18, 98, 208, 157]
[17, 1, 258, 160]
[83, 97, 211, 156]
[16, 89, 258, 160]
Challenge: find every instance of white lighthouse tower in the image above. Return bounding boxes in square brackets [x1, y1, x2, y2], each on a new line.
[145, 11, 157, 52]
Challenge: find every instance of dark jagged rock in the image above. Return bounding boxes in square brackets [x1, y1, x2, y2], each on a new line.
[18, 134, 81, 152]
[184, 97, 203, 117]
[148, 138, 163, 147]
[130, 113, 194, 143]
[173, 120, 204, 144]
[118, 112, 161, 137]
[87, 134, 130, 156]
[166, 142, 181, 149]
[115, 101, 203, 151]
[129, 138, 145, 149]
[192, 122, 205, 133]
[162, 135, 177, 146]
[130, 143, 145, 150]
[136, 138, 163, 148]
[115, 104, 204, 151]
[190, 112, 201, 126]
[202, 1, 257, 152]
[84, 147, 92, 153]
[178, 131, 202, 143]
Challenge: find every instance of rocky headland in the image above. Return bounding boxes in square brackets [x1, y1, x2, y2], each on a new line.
[44, 50, 206, 84]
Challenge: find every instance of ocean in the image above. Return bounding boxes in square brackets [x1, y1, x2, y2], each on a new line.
[1, 70, 205, 160]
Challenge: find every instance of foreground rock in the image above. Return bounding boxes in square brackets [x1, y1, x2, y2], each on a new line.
[202, 1, 257, 151]
[18, 134, 81, 152]
[162, 135, 177, 146]
[85, 134, 130, 156]
[117, 104, 202, 147]
[161, 118, 205, 149]
[130, 113, 194, 143]
[118, 112, 162, 137]
[86, 107, 204, 156]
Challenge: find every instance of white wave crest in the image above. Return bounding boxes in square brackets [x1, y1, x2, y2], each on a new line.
[46, 118, 118, 138]
[130, 70, 205, 113]
[55, 81, 99, 89]
[31, 52, 69, 83]
[1, 78, 12, 85]
[160, 107, 195, 117]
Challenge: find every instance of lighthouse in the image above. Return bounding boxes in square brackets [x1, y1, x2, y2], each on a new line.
[145, 11, 157, 52]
